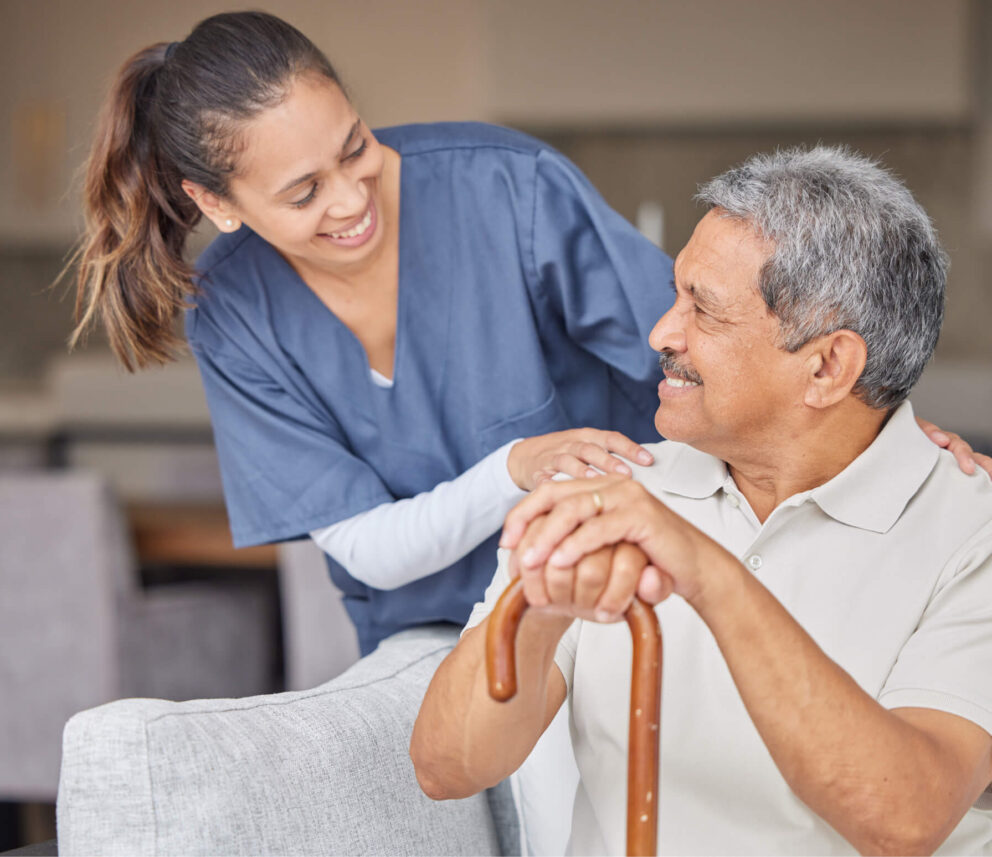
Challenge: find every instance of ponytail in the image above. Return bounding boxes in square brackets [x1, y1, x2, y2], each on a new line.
[70, 43, 200, 371]
[69, 12, 342, 371]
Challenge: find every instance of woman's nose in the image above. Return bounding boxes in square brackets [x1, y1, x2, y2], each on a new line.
[648, 306, 687, 354]
[323, 174, 369, 221]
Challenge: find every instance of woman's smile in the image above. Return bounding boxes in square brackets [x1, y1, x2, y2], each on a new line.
[318, 195, 378, 248]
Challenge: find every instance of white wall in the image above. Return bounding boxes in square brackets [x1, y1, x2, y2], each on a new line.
[0, 0, 489, 246]
[484, 0, 971, 126]
[0, 0, 973, 245]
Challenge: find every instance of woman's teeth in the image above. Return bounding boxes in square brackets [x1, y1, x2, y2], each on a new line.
[328, 208, 372, 239]
[666, 377, 700, 388]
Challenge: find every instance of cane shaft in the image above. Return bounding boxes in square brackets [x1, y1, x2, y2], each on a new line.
[625, 598, 662, 856]
[486, 577, 662, 857]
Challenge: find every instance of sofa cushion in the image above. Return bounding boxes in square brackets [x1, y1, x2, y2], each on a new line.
[58, 624, 517, 856]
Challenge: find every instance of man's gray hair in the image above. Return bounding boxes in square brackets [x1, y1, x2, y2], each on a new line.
[697, 145, 946, 410]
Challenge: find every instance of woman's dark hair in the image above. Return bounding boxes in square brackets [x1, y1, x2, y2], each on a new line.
[70, 11, 342, 370]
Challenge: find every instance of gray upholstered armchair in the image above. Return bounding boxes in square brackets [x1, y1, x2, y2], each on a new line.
[1, 471, 517, 854]
[56, 625, 519, 855]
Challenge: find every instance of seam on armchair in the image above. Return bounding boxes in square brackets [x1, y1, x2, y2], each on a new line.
[144, 720, 161, 857]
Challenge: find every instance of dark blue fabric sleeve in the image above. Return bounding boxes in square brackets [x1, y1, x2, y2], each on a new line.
[188, 317, 393, 548]
[530, 148, 675, 405]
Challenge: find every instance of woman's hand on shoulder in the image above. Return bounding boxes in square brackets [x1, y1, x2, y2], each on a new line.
[916, 417, 992, 477]
[507, 428, 654, 491]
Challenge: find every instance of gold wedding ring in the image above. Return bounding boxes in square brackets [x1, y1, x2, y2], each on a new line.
[591, 491, 604, 514]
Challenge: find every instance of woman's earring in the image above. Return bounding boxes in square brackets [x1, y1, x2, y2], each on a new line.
[225, 218, 235, 229]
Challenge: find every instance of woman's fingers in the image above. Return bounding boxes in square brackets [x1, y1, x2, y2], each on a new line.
[599, 430, 654, 468]
[506, 429, 653, 491]
[547, 449, 620, 481]
[567, 431, 652, 477]
[943, 433, 978, 476]
[567, 440, 632, 477]
[915, 416, 992, 476]
[538, 440, 637, 483]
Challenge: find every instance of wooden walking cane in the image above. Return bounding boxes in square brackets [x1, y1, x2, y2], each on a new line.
[486, 576, 663, 857]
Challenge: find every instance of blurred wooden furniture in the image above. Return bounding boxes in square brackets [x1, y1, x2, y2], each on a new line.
[126, 502, 276, 568]
[0, 472, 278, 803]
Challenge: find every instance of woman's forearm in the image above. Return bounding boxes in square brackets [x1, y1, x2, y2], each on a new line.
[311, 440, 524, 588]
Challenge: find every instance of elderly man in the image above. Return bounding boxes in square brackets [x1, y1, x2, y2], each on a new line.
[410, 146, 992, 855]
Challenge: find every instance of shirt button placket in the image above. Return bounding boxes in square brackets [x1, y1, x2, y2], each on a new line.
[747, 554, 763, 571]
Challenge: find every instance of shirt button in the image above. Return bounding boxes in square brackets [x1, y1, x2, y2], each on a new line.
[726, 494, 740, 509]
[747, 554, 763, 570]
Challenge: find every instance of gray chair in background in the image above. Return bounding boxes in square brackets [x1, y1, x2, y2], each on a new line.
[277, 539, 360, 691]
[0, 471, 277, 802]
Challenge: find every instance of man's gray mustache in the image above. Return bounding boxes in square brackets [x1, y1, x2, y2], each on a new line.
[658, 350, 704, 385]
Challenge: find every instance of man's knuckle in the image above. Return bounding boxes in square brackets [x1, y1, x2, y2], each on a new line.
[577, 557, 607, 582]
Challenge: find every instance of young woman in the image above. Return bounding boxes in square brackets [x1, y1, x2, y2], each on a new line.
[72, 11, 671, 656]
[72, 11, 986, 656]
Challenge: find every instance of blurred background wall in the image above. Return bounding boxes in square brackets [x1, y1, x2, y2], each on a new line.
[1, 0, 990, 846]
[0, 0, 989, 432]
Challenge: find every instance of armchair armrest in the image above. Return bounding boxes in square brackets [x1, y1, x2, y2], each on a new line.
[58, 625, 517, 856]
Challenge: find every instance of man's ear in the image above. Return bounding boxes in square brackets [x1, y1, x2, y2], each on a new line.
[802, 329, 868, 409]
[181, 180, 242, 233]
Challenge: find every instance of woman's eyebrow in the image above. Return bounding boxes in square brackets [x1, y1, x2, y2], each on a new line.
[275, 171, 318, 197]
[338, 119, 360, 157]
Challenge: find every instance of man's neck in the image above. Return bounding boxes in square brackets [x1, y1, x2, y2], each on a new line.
[722, 401, 888, 523]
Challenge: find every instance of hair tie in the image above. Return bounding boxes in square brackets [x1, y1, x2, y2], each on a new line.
[164, 41, 180, 61]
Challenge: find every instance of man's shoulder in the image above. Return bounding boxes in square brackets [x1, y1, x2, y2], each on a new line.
[919, 449, 992, 539]
[882, 403, 992, 544]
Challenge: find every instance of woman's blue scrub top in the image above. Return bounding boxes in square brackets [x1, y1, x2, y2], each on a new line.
[186, 122, 675, 654]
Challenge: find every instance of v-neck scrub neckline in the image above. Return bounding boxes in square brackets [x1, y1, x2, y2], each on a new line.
[279, 146, 406, 392]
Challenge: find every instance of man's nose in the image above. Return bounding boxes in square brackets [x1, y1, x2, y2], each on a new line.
[649, 307, 687, 354]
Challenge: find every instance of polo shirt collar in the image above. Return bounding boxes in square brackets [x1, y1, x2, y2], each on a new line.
[654, 401, 938, 534]
[809, 401, 938, 534]
[655, 442, 728, 500]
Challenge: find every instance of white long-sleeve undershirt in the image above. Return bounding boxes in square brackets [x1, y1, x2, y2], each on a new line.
[309, 439, 526, 590]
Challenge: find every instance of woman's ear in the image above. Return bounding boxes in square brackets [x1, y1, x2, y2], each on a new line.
[803, 330, 868, 409]
[181, 180, 242, 233]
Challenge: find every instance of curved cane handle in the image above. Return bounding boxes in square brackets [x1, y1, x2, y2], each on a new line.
[486, 577, 662, 857]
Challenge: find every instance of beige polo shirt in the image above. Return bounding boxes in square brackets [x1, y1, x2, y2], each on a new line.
[470, 401, 992, 855]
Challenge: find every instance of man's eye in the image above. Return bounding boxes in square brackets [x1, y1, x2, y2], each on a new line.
[291, 183, 318, 208]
